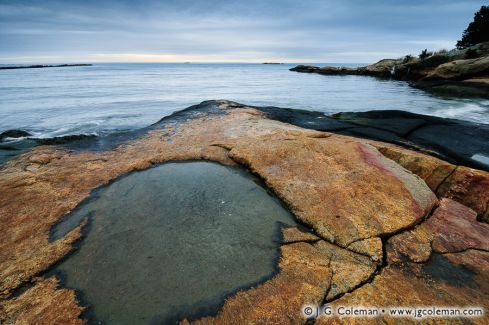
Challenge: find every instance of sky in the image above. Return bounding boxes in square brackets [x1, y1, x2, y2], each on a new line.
[0, 0, 486, 64]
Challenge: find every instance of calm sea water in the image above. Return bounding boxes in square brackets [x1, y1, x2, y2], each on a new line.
[1, 63, 488, 138]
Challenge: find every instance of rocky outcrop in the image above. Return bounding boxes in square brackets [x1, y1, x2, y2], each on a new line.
[0, 100, 487, 324]
[0, 133, 98, 167]
[437, 166, 489, 223]
[317, 199, 489, 324]
[257, 106, 489, 171]
[227, 135, 436, 246]
[331, 110, 489, 171]
[290, 65, 363, 75]
[424, 56, 489, 80]
[387, 198, 489, 262]
[369, 143, 489, 224]
[291, 42, 489, 97]
[34, 134, 97, 145]
[290, 59, 404, 78]
[0, 130, 31, 142]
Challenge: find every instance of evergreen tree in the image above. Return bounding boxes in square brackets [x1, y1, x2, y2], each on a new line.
[457, 6, 489, 49]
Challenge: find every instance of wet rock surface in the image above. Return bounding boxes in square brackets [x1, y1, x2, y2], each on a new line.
[0, 130, 32, 142]
[0, 133, 99, 166]
[34, 134, 97, 146]
[0, 139, 39, 165]
[0, 100, 488, 324]
[258, 106, 489, 171]
[333, 110, 489, 170]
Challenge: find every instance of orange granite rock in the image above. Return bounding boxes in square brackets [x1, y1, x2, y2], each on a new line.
[437, 166, 489, 223]
[281, 226, 320, 243]
[386, 224, 433, 264]
[387, 198, 489, 264]
[228, 135, 437, 246]
[347, 237, 383, 262]
[318, 199, 489, 324]
[321, 241, 377, 301]
[184, 241, 333, 325]
[374, 142, 489, 223]
[1, 100, 486, 324]
[426, 199, 489, 254]
[0, 277, 84, 325]
[186, 240, 378, 325]
[318, 250, 489, 325]
[374, 143, 455, 190]
[0, 103, 260, 297]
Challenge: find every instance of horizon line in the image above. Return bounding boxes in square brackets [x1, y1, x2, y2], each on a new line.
[0, 61, 372, 65]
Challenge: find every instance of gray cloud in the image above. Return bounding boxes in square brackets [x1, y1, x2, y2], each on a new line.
[0, 0, 486, 63]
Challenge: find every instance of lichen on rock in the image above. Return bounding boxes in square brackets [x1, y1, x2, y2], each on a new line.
[0, 100, 487, 324]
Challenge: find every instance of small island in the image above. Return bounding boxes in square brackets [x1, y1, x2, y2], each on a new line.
[0, 64, 92, 70]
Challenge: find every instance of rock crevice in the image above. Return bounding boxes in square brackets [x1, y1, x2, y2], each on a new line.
[0, 100, 487, 324]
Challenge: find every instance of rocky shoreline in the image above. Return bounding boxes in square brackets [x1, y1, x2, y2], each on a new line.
[4, 106, 488, 171]
[0, 100, 488, 324]
[291, 42, 489, 98]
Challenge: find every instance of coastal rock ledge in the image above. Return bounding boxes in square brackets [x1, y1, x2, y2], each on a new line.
[291, 41, 489, 98]
[0, 100, 488, 324]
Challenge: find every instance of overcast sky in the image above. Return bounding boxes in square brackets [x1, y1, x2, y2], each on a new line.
[0, 0, 486, 63]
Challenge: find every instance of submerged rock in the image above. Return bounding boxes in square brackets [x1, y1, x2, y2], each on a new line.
[49, 162, 296, 324]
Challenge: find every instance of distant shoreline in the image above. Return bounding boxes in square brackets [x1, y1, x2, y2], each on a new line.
[0, 64, 92, 70]
[289, 41, 489, 98]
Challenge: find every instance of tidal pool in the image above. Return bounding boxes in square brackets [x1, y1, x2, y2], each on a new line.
[51, 161, 296, 324]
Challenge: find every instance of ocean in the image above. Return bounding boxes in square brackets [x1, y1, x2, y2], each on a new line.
[1, 63, 488, 139]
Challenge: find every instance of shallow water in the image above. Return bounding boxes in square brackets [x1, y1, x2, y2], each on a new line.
[51, 162, 296, 324]
[1, 63, 488, 140]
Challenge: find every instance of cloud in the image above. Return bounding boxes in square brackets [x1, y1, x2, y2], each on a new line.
[0, 0, 486, 63]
